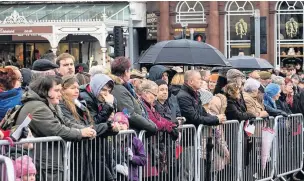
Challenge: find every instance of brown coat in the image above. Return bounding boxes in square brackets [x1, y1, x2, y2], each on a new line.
[243, 92, 265, 117]
[209, 94, 227, 115]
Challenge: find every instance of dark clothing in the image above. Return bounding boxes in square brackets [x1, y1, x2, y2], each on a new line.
[276, 93, 293, 114]
[148, 65, 169, 82]
[177, 84, 219, 127]
[169, 85, 182, 96]
[79, 84, 114, 124]
[214, 76, 227, 95]
[225, 93, 255, 122]
[15, 89, 83, 181]
[0, 87, 22, 121]
[259, 85, 265, 94]
[294, 90, 304, 115]
[111, 77, 157, 134]
[154, 96, 181, 124]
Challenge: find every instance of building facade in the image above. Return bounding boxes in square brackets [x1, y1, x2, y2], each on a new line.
[0, 1, 146, 67]
[148, 1, 304, 68]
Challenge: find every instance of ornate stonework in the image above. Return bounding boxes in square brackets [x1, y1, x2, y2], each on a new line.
[1, 11, 32, 24]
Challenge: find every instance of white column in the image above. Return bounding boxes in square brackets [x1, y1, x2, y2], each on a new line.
[101, 47, 107, 66]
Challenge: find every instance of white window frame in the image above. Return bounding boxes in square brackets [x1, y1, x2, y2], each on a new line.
[224, 1, 255, 58]
[175, 1, 206, 24]
[274, 1, 304, 68]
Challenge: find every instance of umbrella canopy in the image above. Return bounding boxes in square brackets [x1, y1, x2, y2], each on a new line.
[228, 56, 273, 70]
[137, 39, 231, 67]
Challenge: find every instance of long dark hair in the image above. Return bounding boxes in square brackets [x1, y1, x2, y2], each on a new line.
[61, 75, 94, 124]
[29, 75, 62, 100]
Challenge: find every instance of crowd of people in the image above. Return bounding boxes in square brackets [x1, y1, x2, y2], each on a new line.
[0, 52, 304, 181]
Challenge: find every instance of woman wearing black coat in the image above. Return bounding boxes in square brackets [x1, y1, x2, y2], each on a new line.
[225, 83, 256, 122]
[60, 75, 120, 181]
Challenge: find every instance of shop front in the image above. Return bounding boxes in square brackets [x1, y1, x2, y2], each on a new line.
[275, 1, 304, 69]
[0, 2, 133, 67]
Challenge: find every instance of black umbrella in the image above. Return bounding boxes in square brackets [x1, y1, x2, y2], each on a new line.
[137, 39, 231, 67]
[228, 56, 273, 70]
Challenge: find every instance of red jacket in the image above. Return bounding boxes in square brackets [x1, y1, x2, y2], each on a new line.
[141, 99, 176, 132]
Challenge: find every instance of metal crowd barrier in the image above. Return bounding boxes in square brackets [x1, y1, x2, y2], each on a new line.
[197, 120, 240, 181]
[0, 155, 15, 181]
[274, 114, 304, 180]
[239, 117, 275, 181]
[0, 136, 68, 181]
[138, 124, 197, 181]
[66, 129, 137, 181]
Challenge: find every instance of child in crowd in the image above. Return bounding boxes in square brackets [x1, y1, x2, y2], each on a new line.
[14, 155, 37, 181]
[113, 112, 147, 181]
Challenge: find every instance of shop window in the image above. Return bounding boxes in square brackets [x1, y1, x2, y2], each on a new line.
[175, 1, 206, 24]
[275, 1, 304, 68]
[225, 1, 255, 58]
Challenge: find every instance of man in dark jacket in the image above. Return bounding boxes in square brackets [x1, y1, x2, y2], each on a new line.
[177, 70, 225, 127]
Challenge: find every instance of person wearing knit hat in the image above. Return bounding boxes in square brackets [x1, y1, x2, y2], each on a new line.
[263, 83, 281, 110]
[14, 155, 36, 181]
[198, 89, 214, 106]
[208, 74, 219, 93]
[226, 69, 245, 87]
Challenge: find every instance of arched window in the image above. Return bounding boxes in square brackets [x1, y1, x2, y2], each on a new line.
[275, 1, 304, 68]
[175, 1, 206, 24]
[225, 1, 255, 58]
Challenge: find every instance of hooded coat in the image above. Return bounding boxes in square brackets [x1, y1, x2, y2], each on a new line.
[0, 87, 22, 121]
[15, 89, 84, 181]
[148, 65, 169, 82]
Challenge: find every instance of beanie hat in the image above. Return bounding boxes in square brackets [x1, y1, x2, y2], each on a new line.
[113, 112, 129, 127]
[155, 79, 167, 86]
[265, 83, 281, 98]
[209, 74, 219, 82]
[244, 78, 260, 92]
[90, 74, 114, 98]
[226, 69, 245, 82]
[259, 71, 272, 80]
[198, 89, 213, 105]
[32, 59, 59, 71]
[14, 155, 36, 178]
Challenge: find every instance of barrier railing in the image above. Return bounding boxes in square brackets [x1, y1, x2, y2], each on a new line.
[197, 120, 240, 181]
[0, 113, 303, 181]
[138, 124, 197, 181]
[66, 130, 137, 181]
[0, 136, 68, 181]
[274, 114, 304, 179]
[0, 155, 15, 181]
[240, 117, 275, 181]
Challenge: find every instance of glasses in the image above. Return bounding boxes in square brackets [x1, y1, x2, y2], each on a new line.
[18, 76, 23, 83]
[147, 90, 158, 97]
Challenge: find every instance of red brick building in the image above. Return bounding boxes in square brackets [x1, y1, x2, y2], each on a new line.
[147, 1, 304, 68]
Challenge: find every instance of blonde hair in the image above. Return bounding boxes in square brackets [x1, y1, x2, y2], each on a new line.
[56, 53, 75, 66]
[5, 65, 19, 71]
[171, 73, 184, 85]
[138, 79, 158, 94]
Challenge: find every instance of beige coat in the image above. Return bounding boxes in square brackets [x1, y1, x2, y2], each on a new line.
[201, 94, 230, 171]
[243, 92, 265, 117]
